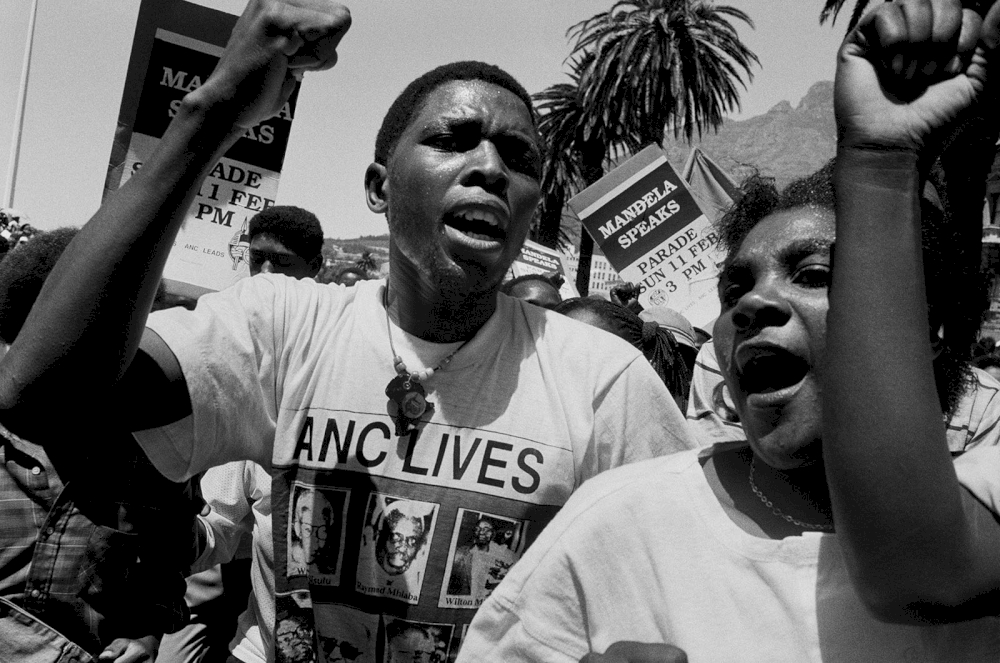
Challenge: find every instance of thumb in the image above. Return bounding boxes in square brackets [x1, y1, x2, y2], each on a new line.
[98, 639, 126, 661]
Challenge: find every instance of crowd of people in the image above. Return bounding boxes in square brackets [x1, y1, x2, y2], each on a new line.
[0, 208, 38, 263]
[3, 0, 1000, 661]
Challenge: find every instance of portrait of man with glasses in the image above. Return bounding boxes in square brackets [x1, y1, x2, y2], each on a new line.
[287, 483, 347, 580]
[357, 495, 439, 604]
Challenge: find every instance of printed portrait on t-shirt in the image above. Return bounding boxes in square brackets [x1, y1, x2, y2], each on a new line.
[438, 509, 526, 609]
[287, 482, 350, 584]
[382, 617, 452, 663]
[355, 493, 438, 604]
[314, 603, 377, 663]
[275, 591, 315, 663]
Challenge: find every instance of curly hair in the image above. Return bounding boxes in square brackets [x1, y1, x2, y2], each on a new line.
[554, 297, 692, 410]
[374, 61, 536, 167]
[0, 227, 78, 344]
[716, 159, 979, 415]
[248, 205, 324, 263]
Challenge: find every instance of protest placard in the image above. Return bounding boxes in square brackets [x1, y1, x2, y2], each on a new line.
[568, 144, 724, 328]
[104, 0, 300, 296]
[506, 239, 579, 300]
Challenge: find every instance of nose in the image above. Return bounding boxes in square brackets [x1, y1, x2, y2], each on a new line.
[260, 260, 274, 274]
[731, 280, 791, 331]
[466, 140, 510, 198]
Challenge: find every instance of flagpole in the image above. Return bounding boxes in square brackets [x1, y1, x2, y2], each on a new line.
[4, 0, 40, 208]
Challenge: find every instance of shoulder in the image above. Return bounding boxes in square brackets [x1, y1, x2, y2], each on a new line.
[493, 448, 704, 598]
[497, 294, 647, 371]
[954, 445, 1000, 515]
[573, 448, 703, 505]
[528, 449, 703, 546]
[949, 367, 1000, 451]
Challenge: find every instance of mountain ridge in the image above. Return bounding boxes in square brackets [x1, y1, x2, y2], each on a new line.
[662, 80, 836, 189]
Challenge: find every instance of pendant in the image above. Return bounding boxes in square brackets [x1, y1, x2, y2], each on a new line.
[385, 374, 434, 436]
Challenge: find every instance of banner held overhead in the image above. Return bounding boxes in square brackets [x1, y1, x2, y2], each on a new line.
[105, 0, 300, 297]
[568, 144, 725, 328]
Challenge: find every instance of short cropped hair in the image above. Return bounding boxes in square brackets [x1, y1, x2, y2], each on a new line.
[374, 61, 536, 167]
[500, 272, 564, 295]
[248, 206, 324, 262]
[0, 227, 78, 344]
[716, 159, 977, 415]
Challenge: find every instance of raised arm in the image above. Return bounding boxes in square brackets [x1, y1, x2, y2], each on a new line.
[0, 0, 350, 436]
[825, 0, 1000, 622]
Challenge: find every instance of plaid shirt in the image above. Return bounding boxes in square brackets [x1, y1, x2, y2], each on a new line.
[0, 421, 196, 655]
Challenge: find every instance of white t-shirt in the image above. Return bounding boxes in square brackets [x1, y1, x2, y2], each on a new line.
[460, 442, 1000, 663]
[135, 276, 695, 662]
[688, 340, 1000, 452]
[194, 461, 273, 663]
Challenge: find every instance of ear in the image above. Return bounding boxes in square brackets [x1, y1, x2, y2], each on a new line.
[365, 162, 389, 214]
[930, 324, 945, 360]
[307, 254, 323, 278]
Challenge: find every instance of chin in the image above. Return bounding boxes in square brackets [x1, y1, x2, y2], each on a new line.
[747, 429, 822, 470]
[428, 256, 504, 298]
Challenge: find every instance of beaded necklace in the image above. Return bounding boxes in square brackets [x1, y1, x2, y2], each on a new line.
[383, 287, 470, 436]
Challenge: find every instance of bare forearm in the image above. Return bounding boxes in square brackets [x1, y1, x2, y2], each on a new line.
[0, 0, 352, 436]
[0, 94, 240, 424]
[826, 147, 974, 617]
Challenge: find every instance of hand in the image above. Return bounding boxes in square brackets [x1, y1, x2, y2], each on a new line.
[97, 635, 159, 663]
[192, 0, 352, 129]
[610, 283, 640, 308]
[835, 0, 1000, 152]
[581, 641, 687, 663]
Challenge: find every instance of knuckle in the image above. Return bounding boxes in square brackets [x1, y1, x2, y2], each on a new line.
[333, 5, 352, 28]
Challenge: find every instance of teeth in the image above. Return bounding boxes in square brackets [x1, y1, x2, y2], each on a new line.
[455, 209, 499, 228]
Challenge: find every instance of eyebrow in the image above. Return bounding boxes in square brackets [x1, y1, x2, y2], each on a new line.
[721, 237, 834, 280]
[426, 114, 539, 148]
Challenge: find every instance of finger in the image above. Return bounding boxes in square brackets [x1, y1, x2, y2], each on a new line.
[945, 8, 983, 73]
[602, 641, 689, 663]
[860, 3, 909, 75]
[900, 0, 934, 44]
[922, 0, 963, 76]
[279, 30, 305, 58]
[265, 3, 350, 70]
[898, 0, 933, 80]
[98, 640, 126, 661]
[287, 51, 338, 71]
[982, 0, 1000, 50]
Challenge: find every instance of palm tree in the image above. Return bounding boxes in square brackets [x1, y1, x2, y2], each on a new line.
[818, 0, 873, 29]
[534, 0, 758, 294]
[571, 0, 758, 145]
[533, 57, 591, 250]
[356, 250, 377, 276]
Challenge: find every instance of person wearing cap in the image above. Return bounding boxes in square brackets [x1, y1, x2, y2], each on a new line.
[637, 306, 698, 373]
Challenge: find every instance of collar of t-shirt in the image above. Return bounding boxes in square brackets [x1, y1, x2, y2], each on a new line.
[377, 284, 509, 378]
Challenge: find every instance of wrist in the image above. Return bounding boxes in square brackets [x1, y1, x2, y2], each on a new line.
[175, 88, 244, 145]
[835, 145, 922, 191]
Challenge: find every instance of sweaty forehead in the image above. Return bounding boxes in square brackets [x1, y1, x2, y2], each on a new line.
[726, 207, 834, 266]
[412, 80, 536, 136]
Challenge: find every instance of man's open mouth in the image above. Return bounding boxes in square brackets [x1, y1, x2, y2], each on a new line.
[443, 209, 505, 243]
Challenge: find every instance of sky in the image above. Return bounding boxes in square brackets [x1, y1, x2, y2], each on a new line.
[0, 0, 847, 239]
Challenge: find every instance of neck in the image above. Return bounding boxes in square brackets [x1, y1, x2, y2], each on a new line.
[748, 448, 833, 524]
[386, 258, 499, 344]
